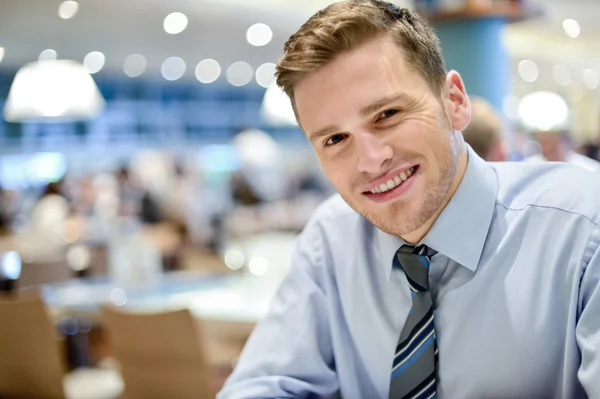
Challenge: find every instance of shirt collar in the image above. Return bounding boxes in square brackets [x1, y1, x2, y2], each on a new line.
[375, 145, 498, 279]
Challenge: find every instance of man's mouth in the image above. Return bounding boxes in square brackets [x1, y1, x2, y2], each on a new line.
[364, 165, 418, 195]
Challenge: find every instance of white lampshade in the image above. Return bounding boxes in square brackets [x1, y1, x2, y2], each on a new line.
[260, 83, 298, 127]
[3, 59, 105, 122]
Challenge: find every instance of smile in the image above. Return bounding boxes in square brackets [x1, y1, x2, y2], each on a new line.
[369, 166, 416, 194]
[362, 165, 419, 203]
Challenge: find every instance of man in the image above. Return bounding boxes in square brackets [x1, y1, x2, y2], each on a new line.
[218, 1, 600, 398]
[526, 129, 600, 171]
[461, 97, 508, 162]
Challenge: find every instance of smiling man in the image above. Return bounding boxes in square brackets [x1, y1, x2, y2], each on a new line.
[218, 1, 600, 398]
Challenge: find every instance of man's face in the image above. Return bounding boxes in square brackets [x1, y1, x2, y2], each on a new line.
[294, 36, 470, 238]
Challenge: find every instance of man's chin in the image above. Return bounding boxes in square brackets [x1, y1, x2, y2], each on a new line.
[357, 207, 415, 237]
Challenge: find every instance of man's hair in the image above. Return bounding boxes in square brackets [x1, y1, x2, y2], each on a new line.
[462, 97, 504, 158]
[275, 0, 447, 104]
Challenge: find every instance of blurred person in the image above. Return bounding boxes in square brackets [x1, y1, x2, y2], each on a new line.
[527, 130, 600, 171]
[461, 97, 508, 161]
[219, 1, 600, 398]
[0, 185, 11, 235]
[230, 170, 262, 207]
[116, 165, 145, 217]
[27, 180, 71, 245]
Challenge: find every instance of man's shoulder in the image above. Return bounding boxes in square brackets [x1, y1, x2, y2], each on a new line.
[491, 161, 600, 224]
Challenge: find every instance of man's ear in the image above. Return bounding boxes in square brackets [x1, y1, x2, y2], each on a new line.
[443, 71, 471, 132]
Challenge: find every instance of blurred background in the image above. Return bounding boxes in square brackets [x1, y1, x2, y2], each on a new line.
[0, 0, 599, 398]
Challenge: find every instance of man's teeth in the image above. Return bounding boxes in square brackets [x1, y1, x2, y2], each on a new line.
[370, 167, 415, 194]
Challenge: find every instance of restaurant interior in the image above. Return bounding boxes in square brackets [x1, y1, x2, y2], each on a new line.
[0, 0, 599, 397]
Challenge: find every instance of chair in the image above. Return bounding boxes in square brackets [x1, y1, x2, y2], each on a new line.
[0, 293, 123, 399]
[17, 259, 72, 289]
[102, 306, 216, 399]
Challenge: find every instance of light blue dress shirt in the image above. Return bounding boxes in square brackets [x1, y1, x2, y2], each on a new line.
[218, 147, 600, 398]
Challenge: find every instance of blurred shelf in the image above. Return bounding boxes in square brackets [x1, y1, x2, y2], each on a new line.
[417, 1, 544, 23]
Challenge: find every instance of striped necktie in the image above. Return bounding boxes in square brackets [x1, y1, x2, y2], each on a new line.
[389, 244, 438, 399]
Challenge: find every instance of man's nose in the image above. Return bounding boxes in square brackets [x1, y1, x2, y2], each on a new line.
[356, 132, 393, 175]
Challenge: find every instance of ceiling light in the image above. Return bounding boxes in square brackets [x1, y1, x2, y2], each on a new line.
[195, 59, 221, 84]
[518, 91, 568, 131]
[562, 19, 580, 38]
[3, 60, 105, 122]
[161, 57, 186, 81]
[83, 51, 105, 74]
[0, 48, 5, 64]
[583, 69, 599, 90]
[227, 61, 253, 87]
[39, 49, 57, 62]
[163, 12, 188, 35]
[246, 23, 273, 47]
[58, 1, 79, 19]
[518, 60, 538, 83]
[552, 65, 570, 86]
[123, 54, 147, 78]
[256, 63, 276, 88]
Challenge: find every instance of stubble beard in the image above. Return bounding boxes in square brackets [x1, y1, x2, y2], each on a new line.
[342, 143, 458, 239]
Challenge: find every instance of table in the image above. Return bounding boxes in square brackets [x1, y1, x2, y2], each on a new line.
[41, 270, 278, 324]
[42, 270, 282, 369]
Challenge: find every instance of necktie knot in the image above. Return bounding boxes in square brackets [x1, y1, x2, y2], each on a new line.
[398, 244, 437, 258]
[395, 244, 435, 292]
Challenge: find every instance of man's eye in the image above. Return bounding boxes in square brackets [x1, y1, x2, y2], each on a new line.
[377, 109, 400, 121]
[325, 134, 347, 146]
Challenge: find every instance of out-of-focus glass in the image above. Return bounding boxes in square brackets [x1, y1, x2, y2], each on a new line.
[248, 256, 269, 276]
[224, 250, 245, 270]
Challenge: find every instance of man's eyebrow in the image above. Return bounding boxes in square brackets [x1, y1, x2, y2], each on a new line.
[359, 92, 416, 117]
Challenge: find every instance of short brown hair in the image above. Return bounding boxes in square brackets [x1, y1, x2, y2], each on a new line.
[276, 0, 446, 104]
[462, 97, 504, 158]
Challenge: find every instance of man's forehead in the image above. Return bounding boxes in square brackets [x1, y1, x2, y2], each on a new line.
[296, 46, 408, 102]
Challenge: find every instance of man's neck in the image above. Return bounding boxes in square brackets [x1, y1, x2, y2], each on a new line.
[401, 142, 469, 244]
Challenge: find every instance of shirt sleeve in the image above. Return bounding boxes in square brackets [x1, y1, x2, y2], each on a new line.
[576, 226, 600, 397]
[217, 220, 339, 399]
